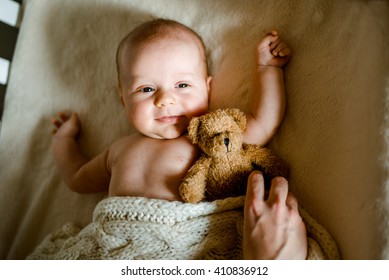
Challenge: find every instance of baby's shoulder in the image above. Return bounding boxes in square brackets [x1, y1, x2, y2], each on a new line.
[109, 134, 139, 153]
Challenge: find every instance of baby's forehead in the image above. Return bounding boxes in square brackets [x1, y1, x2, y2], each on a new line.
[128, 27, 200, 52]
[119, 32, 205, 68]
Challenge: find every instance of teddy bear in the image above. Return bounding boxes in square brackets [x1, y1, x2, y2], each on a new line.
[179, 108, 289, 203]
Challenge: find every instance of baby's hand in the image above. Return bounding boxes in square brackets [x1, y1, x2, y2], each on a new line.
[51, 112, 80, 139]
[257, 30, 291, 68]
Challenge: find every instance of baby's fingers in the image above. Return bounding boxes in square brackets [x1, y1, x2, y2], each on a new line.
[52, 112, 68, 123]
[270, 41, 291, 57]
[278, 45, 292, 57]
[51, 117, 62, 128]
[51, 112, 74, 135]
[258, 31, 279, 49]
[51, 116, 64, 135]
[51, 112, 80, 138]
[58, 112, 71, 122]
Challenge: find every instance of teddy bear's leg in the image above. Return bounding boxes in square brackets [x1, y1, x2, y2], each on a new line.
[179, 176, 207, 203]
[179, 159, 210, 203]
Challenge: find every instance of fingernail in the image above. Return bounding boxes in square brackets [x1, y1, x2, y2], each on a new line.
[272, 176, 288, 185]
[251, 173, 259, 182]
[251, 171, 262, 181]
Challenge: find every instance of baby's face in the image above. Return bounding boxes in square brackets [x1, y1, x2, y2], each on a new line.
[119, 37, 211, 139]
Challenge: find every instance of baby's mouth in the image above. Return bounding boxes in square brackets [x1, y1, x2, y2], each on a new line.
[156, 115, 184, 124]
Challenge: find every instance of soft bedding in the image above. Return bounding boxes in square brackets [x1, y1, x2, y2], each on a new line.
[0, 0, 388, 259]
[26, 196, 338, 260]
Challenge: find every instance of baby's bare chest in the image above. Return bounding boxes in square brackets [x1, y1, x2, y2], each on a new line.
[108, 136, 198, 198]
[118, 138, 196, 173]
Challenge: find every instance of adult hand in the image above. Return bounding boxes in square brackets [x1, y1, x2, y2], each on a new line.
[243, 171, 307, 259]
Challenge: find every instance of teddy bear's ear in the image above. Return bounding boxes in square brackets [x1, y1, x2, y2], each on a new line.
[225, 108, 246, 131]
[187, 116, 201, 144]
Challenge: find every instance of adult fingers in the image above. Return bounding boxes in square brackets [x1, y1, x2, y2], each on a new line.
[267, 176, 289, 205]
[244, 171, 265, 218]
[285, 192, 299, 211]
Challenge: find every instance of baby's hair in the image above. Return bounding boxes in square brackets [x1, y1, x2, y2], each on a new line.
[116, 18, 207, 89]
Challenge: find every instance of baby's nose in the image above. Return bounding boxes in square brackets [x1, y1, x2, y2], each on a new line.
[155, 92, 176, 107]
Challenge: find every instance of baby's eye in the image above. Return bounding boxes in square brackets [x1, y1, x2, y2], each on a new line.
[140, 86, 155, 93]
[177, 83, 190, 89]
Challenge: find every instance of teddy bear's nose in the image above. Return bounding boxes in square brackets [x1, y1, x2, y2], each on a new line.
[224, 137, 230, 147]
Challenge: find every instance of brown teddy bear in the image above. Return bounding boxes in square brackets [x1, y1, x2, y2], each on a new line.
[179, 108, 289, 203]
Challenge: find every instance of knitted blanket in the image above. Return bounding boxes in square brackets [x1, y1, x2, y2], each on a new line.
[27, 196, 339, 260]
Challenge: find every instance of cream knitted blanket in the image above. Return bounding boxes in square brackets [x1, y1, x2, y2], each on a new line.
[27, 196, 339, 260]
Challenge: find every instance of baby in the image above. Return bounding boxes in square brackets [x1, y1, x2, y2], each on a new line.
[52, 19, 306, 259]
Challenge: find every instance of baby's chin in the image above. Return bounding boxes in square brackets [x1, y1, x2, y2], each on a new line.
[142, 127, 187, 140]
[158, 130, 186, 140]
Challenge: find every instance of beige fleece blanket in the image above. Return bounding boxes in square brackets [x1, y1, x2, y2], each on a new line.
[0, 0, 388, 259]
[26, 196, 339, 260]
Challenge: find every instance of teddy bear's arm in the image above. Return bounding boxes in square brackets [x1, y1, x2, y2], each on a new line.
[245, 145, 289, 178]
[179, 156, 211, 203]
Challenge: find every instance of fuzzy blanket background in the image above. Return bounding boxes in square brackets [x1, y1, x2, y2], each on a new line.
[0, 0, 388, 259]
[26, 196, 339, 260]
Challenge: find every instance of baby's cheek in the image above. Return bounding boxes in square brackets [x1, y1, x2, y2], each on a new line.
[190, 103, 209, 118]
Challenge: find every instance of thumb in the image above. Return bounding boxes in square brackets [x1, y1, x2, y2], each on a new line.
[61, 112, 80, 137]
[258, 31, 278, 49]
[68, 112, 80, 127]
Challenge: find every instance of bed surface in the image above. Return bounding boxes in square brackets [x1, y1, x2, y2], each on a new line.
[0, 0, 388, 259]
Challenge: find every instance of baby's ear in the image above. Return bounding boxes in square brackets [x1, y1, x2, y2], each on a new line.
[225, 108, 246, 131]
[116, 84, 125, 107]
[187, 116, 201, 144]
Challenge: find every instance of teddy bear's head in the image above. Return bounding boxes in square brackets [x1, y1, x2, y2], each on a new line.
[187, 108, 246, 157]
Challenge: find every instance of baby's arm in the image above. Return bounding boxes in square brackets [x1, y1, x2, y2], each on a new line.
[51, 113, 110, 193]
[244, 30, 291, 145]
